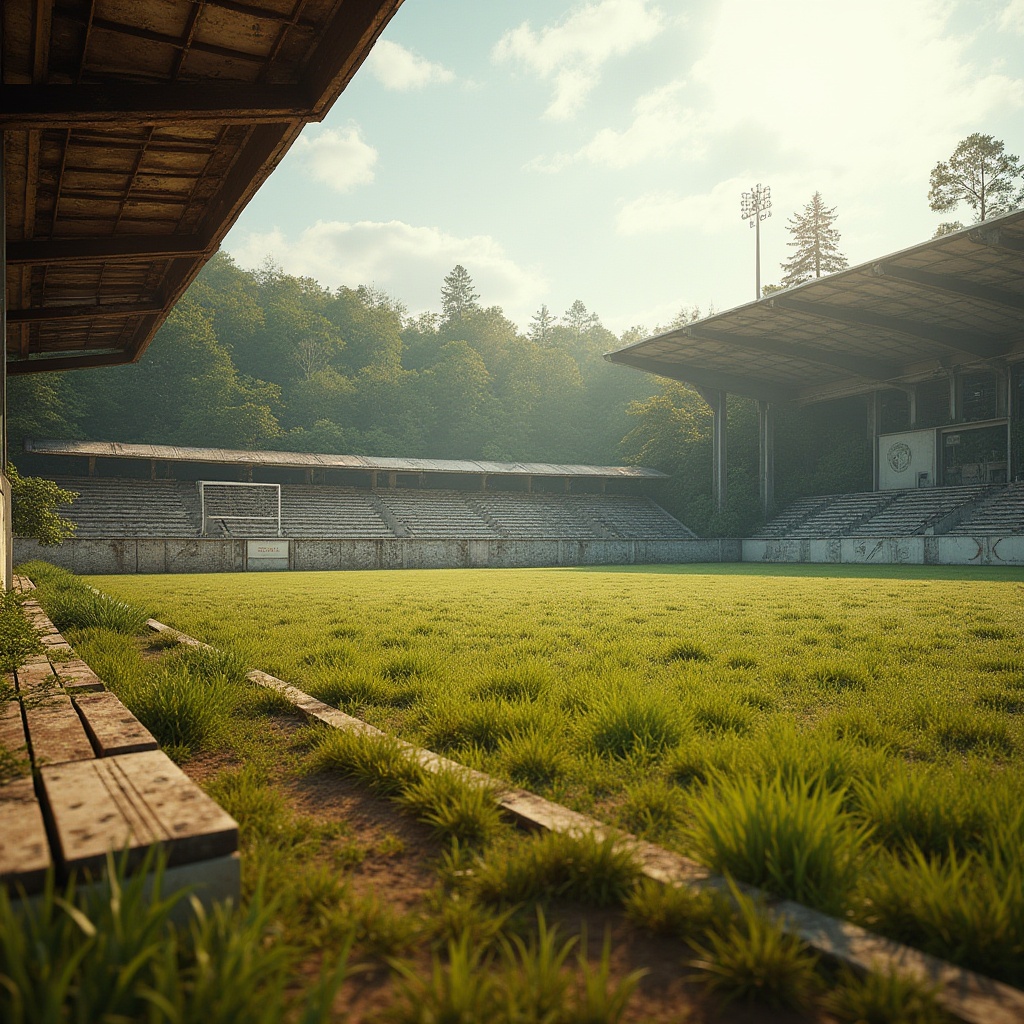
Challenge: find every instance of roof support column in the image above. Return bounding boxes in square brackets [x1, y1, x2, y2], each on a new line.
[0, 132, 10, 590]
[907, 386, 918, 427]
[1007, 370, 1015, 483]
[758, 400, 775, 516]
[700, 389, 728, 513]
[868, 391, 882, 491]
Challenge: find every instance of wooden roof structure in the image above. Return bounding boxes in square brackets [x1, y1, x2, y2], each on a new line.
[2, 0, 403, 375]
[607, 209, 1024, 405]
[25, 438, 669, 480]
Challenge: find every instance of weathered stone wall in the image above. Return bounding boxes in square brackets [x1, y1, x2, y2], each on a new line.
[14, 536, 740, 574]
[741, 535, 1024, 566]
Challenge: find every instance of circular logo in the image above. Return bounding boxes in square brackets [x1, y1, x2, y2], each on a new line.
[887, 442, 912, 473]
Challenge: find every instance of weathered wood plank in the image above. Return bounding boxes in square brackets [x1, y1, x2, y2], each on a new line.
[73, 691, 158, 756]
[0, 695, 31, 770]
[0, 777, 52, 895]
[41, 750, 238, 873]
[54, 659, 105, 693]
[22, 690, 96, 766]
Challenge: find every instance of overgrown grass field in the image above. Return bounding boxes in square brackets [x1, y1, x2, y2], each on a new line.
[81, 564, 1024, 986]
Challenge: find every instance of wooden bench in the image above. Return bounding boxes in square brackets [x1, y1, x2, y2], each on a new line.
[0, 579, 239, 905]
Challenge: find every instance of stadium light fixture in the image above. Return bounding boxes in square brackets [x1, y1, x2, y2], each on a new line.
[741, 183, 772, 300]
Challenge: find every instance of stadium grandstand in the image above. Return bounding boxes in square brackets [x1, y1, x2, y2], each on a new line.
[607, 209, 1024, 567]
[14, 440, 719, 573]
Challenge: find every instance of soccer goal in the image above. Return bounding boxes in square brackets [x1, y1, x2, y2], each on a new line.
[198, 480, 282, 537]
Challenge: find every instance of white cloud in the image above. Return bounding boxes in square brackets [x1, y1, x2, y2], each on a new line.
[578, 80, 706, 168]
[367, 39, 455, 90]
[227, 220, 547, 322]
[492, 0, 665, 119]
[294, 125, 377, 193]
[1001, 0, 1024, 32]
[689, 0, 1023, 182]
[617, 177, 754, 236]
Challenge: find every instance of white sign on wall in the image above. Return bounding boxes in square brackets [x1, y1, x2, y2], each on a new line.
[247, 540, 289, 570]
[878, 429, 937, 490]
[247, 540, 288, 558]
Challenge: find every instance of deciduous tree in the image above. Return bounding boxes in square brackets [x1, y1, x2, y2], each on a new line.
[928, 133, 1023, 222]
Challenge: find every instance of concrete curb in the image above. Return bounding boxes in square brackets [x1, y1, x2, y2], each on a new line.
[149, 616, 1024, 1024]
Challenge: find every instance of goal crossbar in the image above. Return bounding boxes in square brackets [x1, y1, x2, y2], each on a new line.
[198, 480, 282, 537]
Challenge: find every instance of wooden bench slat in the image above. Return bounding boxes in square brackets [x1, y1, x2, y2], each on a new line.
[73, 692, 158, 757]
[41, 750, 238, 873]
[22, 691, 96, 766]
[0, 777, 52, 894]
[54, 659, 105, 693]
[0, 697, 30, 768]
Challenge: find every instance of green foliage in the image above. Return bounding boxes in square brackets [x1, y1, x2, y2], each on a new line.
[396, 770, 504, 845]
[623, 879, 724, 939]
[0, 854, 334, 1024]
[928, 133, 1023, 222]
[588, 691, 684, 759]
[26, 561, 150, 634]
[688, 882, 820, 1009]
[823, 967, 947, 1024]
[0, 590, 43, 673]
[687, 772, 870, 915]
[473, 831, 640, 908]
[305, 727, 427, 796]
[8, 464, 77, 546]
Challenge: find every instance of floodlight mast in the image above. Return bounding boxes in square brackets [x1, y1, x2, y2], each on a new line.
[740, 183, 772, 299]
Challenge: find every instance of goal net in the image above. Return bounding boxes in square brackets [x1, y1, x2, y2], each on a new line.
[198, 481, 281, 537]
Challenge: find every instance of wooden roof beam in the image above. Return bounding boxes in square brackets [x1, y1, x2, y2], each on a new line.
[770, 296, 1008, 360]
[0, 84, 315, 130]
[605, 352, 798, 403]
[684, 326, 903, 383]
[6, 235, 208, 265]
[873, 263, 1024, 312]
[7, 350, 134, 374]
[7, 302, 165, 324]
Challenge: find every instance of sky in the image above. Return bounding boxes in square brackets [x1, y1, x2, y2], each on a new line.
[223, 0, 1024, 337]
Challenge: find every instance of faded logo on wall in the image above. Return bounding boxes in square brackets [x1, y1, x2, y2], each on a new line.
[887, 442, 912, 473]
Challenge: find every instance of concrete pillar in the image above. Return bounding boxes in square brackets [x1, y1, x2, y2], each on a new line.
[526, 476, 533, 493]
[88, 456, 96, 477]
[387, 471, 396, 489]
[949, 370, 961, 422]
[868, 391, 882, 491]
[1, 134, 9, 590]
[710, 390, 727, 512]
[907, 386, 918, 427]
[1007, 370, 1015, 482]
[757, 400, 775, 516]
[370, 470, 377, 489]
[481, 474, 487, 492]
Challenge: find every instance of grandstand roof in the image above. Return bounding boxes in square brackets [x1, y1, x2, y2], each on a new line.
[3, 0, 401, 375]
[606, 208, 1024, 405]
[24, 439, 667, 480]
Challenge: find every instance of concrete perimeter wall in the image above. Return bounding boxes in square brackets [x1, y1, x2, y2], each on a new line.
[14, 536, 740, 574]
[742, 535, 1024, 566]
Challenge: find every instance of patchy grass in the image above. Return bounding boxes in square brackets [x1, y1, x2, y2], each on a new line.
[34, 562, 1024, 990]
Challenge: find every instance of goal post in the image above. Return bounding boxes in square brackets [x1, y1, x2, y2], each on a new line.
[198, 480, 282, 537]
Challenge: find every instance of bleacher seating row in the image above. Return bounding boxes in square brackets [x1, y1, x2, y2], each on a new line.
[51, 478, 697, 542]
[757, 484, 1024, 538]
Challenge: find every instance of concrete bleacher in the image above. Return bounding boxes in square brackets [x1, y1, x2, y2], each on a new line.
[55, 477, 198, 537]
[946, 483, 1024, 535]
[50, 478, 695, 543]
[847, 486, 990, 536]
[759, 484, 1021, 539]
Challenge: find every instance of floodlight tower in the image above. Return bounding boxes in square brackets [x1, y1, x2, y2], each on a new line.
[741, 183, 772, 300]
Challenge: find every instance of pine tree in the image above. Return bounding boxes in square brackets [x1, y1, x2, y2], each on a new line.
[440, 265, 480, 325]
[928, 134, 1022, 223]
[529, 304, 555, 346]
[779, 192, 848, 288]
